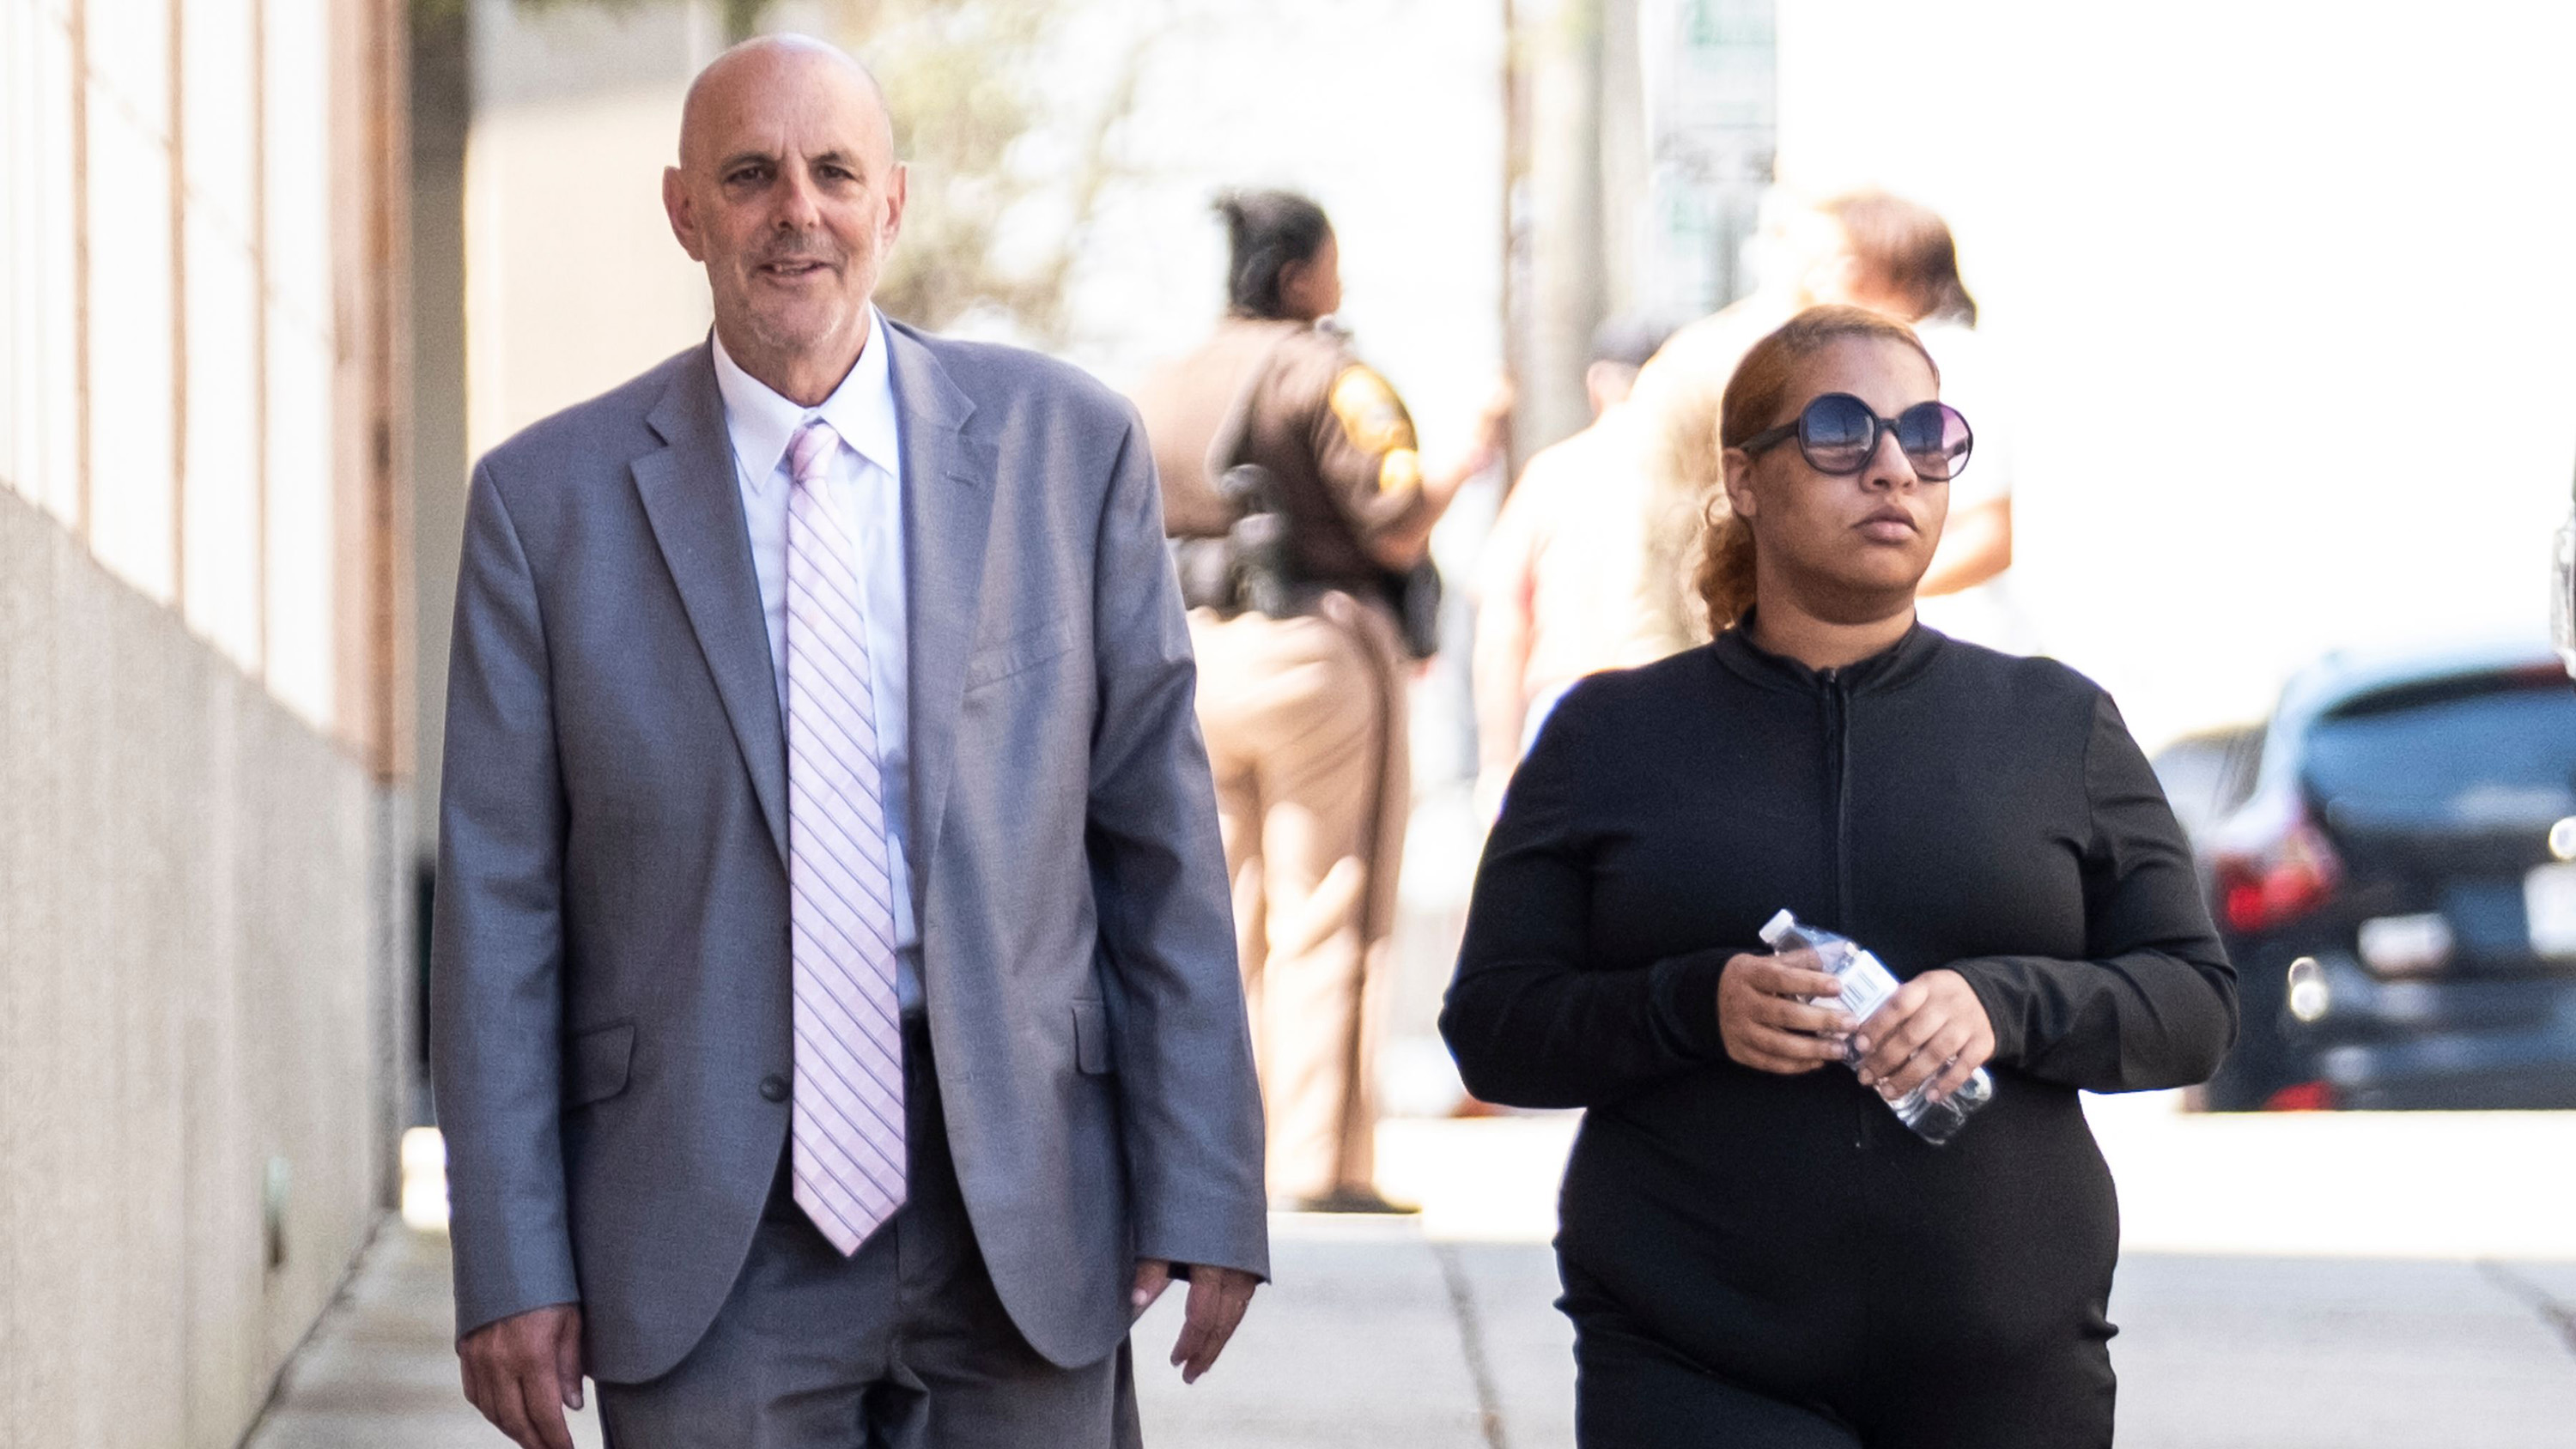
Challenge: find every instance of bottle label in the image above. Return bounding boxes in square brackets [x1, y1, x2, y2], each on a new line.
[1834, 950, 1901, 1023]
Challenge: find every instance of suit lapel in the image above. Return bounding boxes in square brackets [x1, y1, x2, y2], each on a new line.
[888, 323, 994, 895]
[635, 343, 791, 863]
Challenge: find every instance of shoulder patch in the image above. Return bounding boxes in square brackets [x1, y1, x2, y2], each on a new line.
[1328, 365, 1418, 457]
[1377, 447, 1425, 494]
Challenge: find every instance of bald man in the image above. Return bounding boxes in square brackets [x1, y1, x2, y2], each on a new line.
[430, 36, 1267, 1449]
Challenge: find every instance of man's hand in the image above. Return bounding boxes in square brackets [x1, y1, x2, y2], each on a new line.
[1716, 951, 1854, 1075]
[1131, 1260, 1260, 1384]
[1852, 968, 1996, 1104]
[459, 1302, 585, 1449]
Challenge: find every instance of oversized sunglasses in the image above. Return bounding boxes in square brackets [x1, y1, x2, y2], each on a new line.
[1739, 393, 1973, 482]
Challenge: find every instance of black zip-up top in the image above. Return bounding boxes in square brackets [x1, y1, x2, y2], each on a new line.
[1441, 622, 2236, 1434]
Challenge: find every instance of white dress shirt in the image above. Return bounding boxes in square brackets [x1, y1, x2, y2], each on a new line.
[1909, 321, 2034, 654]
[712, 308, 924, 1011]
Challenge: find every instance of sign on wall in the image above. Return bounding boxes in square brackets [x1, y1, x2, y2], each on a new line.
[1640, 0, 1776, 314]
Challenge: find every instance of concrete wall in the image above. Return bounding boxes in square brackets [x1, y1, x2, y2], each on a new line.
[0, 486, 398, 1449]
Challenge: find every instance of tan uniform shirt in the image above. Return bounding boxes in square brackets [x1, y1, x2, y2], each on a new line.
[1131, 317, 1431, 590]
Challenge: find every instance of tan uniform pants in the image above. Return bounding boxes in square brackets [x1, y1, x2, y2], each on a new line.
[1188, 595, 1409, 1201]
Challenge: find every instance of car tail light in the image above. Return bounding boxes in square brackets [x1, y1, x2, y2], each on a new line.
[2264, 1080, 2337, 1112]
[2210, 795, 2342, 933]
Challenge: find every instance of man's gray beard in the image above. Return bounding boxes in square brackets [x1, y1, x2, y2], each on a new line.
[732, 263, 875, 361]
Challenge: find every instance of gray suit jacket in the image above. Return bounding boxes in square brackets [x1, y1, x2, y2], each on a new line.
[430, 322, 1269, 1383]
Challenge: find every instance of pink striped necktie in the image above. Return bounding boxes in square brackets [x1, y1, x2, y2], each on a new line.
[782, 417, 908, 1255]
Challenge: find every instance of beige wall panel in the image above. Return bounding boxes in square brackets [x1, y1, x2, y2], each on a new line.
[15, 7, 82, 525]
[82, 97, 178, 603]
[1, 0, 27, 501]
[258, 0, 335, 731]
[262, 311, 333, 730]
[0, 487, 386, 1449]
[464, 86, 712, 458]
[179, 0, 258, 248]
[324, 0, 392, 772]
[84, 0, 171, 136]
[182, 221, 260, 670]
[261, 0, 330, 338]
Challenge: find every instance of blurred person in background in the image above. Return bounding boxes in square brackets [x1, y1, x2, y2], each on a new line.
[1442, 306, 2234, 1448]
[1472, 313, 1679, 818]
[1131, 190, 1509, 1213]
[1799, 188, 2029, 652]
[433, 36, 1267, 1449]
[1614, 189, 1823, 655]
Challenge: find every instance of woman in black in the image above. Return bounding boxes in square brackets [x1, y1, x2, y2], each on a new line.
[1440, 305, 2234, 1448]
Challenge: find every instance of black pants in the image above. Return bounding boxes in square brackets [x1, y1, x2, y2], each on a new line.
[1562, 1266, 2111, 1449]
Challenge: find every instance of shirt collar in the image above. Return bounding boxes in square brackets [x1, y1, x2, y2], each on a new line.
[1710, 609, 1941, 695]
[710, 306, 901, 493]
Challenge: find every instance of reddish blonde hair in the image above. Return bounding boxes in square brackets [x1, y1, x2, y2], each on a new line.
[1696, 305, 1939, 633]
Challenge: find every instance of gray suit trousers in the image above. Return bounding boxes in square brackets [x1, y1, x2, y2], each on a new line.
[597, 1022, 1141, 1448]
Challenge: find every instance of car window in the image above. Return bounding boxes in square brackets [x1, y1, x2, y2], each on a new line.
[2153, 726, 2263, 837]
[2305, 674, 2576, 823]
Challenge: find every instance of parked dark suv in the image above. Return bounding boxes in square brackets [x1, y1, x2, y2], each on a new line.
[2154, 640, 2576, 1110]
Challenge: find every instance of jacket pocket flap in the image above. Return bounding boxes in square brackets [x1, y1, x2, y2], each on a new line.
[564, 1021, 635, 1107]
[965, 617, 1083, 693]
[1072, 1000, 1115, 1076]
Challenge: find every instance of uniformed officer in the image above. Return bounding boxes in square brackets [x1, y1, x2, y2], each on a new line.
[1131, 190, 1504, 1211]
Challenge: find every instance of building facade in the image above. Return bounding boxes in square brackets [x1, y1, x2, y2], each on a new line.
[0, 1, 412, 1442]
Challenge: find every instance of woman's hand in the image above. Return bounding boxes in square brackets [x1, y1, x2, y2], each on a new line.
[1717, 952, 1854, 1075]
[1852, 969, 1996, 1103]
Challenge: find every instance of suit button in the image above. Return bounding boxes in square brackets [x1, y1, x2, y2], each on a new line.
[759, 1075, 788, 1103]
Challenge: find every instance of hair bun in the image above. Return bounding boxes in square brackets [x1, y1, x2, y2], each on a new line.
[1211, 189, 1332, 320]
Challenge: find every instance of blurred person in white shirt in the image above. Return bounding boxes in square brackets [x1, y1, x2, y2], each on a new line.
[1615, 203, 1814, 656]
[1472, 315, 1678, 816]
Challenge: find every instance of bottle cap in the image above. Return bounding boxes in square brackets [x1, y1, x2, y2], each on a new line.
[1759, 909, 1796, 948]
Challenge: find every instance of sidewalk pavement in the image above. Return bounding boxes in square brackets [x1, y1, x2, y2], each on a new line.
[250, 1112, 2576, 1449]
[247, 1217, 1566, 1449]
[242, 1226, 607, 1449]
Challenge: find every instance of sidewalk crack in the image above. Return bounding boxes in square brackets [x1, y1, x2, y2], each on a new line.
[2477, 1260, 2576, 1360]
[1433, 1243, 1513, 1449]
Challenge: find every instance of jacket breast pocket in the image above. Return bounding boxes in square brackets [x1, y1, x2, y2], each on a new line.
[964, 616, 1083, 694]
[563, 1021, 635, 1108]
[1072, 1000, 1116, 1076]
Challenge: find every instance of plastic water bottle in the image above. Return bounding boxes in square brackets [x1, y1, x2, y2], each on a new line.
[1759, 909, 1994, 1145]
